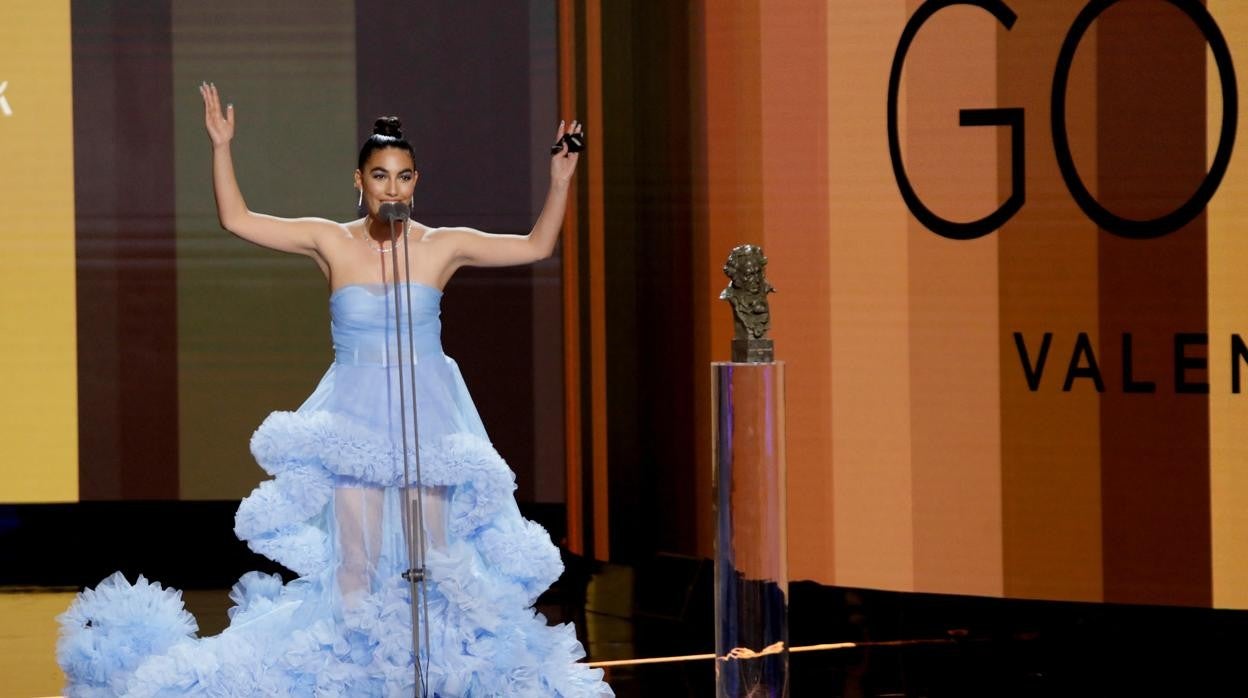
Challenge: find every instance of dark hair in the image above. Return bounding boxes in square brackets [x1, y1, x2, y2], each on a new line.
[357, 116, 416, 170]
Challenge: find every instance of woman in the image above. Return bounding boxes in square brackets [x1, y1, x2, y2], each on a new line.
[56, 83, 610, 697]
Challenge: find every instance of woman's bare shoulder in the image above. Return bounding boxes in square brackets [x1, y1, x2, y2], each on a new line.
[316, 217, 363, 244]
[416, 223, 451, 239]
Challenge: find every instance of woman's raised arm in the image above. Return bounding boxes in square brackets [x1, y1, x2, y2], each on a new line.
[200, 83, 337, 256]
[434, 120, 583, 269]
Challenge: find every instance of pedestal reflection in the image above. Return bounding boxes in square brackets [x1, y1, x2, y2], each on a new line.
[713, 361, 787, 698]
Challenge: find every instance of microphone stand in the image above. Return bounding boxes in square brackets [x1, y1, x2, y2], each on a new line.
[380, 202, 432, 698]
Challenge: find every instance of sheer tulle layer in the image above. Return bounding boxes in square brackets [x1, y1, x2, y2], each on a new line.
[57, 284, 612, 697]
[238, 410, 563, 602]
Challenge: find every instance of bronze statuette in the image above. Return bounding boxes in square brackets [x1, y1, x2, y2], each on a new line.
[720, 244, 776, 363]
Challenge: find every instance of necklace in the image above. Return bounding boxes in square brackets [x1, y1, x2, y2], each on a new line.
[358, 219, 409, 254]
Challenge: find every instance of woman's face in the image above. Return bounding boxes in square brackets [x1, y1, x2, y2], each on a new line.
[355, 146, 418, 217]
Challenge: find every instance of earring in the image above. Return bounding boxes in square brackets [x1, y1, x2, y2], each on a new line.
[357, 189, 363, 208]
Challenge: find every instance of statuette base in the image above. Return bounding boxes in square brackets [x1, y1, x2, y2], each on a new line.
[732, 338, 774, 363]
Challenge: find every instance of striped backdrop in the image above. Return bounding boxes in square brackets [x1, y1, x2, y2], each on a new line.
[0, 1, 566, 510]
[674, 0, 1248, 609]
[7, 0, 1248, 610]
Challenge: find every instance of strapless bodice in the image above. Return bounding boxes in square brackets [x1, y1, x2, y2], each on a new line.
[330, 282, 443, 365]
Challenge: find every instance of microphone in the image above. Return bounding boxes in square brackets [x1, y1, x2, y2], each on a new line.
[378, 202, 411, 222]
[550, 131, 586, 155]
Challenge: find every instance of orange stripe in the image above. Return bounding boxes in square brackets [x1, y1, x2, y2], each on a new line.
[758, 0, 833, 583]
[693, 0, 765, 558]
[557, 0, 583, 556]
[903, 2, 1003, 596]
[701, 0, 763, 354]
[824, 0, 915, 590]
[1208, 0, 1248, 610]
[998, 0, 1102, 602]
[585, 0, 610, 560]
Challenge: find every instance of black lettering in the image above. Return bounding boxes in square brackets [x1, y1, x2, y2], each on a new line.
[1121, 332, 1156, 393]
[888, 0, 1023, 240]
[1051, 0, 1238, 239]
[1064, 332, 1104, 392]
[1013, 332, 1052, 391]
[1234, 334, 1248, 394]
[1175, 332, 1209, 394]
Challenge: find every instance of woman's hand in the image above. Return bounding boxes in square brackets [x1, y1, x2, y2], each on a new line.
[550, 119, 582, 185]
[199, 81, 332, 256]
[440, 119, 585, 269]
[200, 82, 235, 147]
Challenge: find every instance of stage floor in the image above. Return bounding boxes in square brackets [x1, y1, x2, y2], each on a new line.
[1, 565, 647, 698]
[1, 588, 79, 698]
[12, 559, 1248, 697]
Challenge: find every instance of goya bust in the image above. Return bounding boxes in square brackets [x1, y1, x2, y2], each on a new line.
[720, 244, 776, 362]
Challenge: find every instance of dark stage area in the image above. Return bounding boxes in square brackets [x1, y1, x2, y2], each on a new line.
[8, 502, 1248, 696]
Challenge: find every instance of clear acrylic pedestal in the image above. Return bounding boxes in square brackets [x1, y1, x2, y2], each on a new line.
[712, 361, 788, 698]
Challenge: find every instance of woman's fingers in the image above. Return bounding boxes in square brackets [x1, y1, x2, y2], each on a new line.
[204, 83, 217, 120]
[201, 83, 216, 126]
[199, 82, 233, 144]
[551, 119, 584, 157]
[204, 83, 231, 128]
[552, 120, 567, 155]
[209, 83, 221, 119]
[209, 83, 221, 120]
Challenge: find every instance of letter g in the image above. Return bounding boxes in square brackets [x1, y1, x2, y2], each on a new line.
[888, 0, 1024, 240]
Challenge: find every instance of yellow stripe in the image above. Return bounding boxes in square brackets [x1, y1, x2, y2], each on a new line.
[1208, 0, 1248, 610]
[0, 0, 78, 502]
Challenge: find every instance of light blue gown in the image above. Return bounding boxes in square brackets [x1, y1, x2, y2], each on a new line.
[57, 282, 613, 697]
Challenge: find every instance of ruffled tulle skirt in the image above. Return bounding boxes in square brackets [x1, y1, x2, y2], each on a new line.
[57, 354, 612, 697]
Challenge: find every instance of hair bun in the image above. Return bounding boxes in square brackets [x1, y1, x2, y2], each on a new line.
[372, 116, 403, 139]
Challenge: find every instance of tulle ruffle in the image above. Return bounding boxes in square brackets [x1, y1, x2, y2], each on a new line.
[239, 411, 562, 591]
[56, 573, 198, 697]
[58, 545, 606, 696]
[59, 407, 606, 696]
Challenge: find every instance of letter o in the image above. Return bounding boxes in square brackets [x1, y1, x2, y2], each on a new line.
[1051, 0, 1238, 239]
